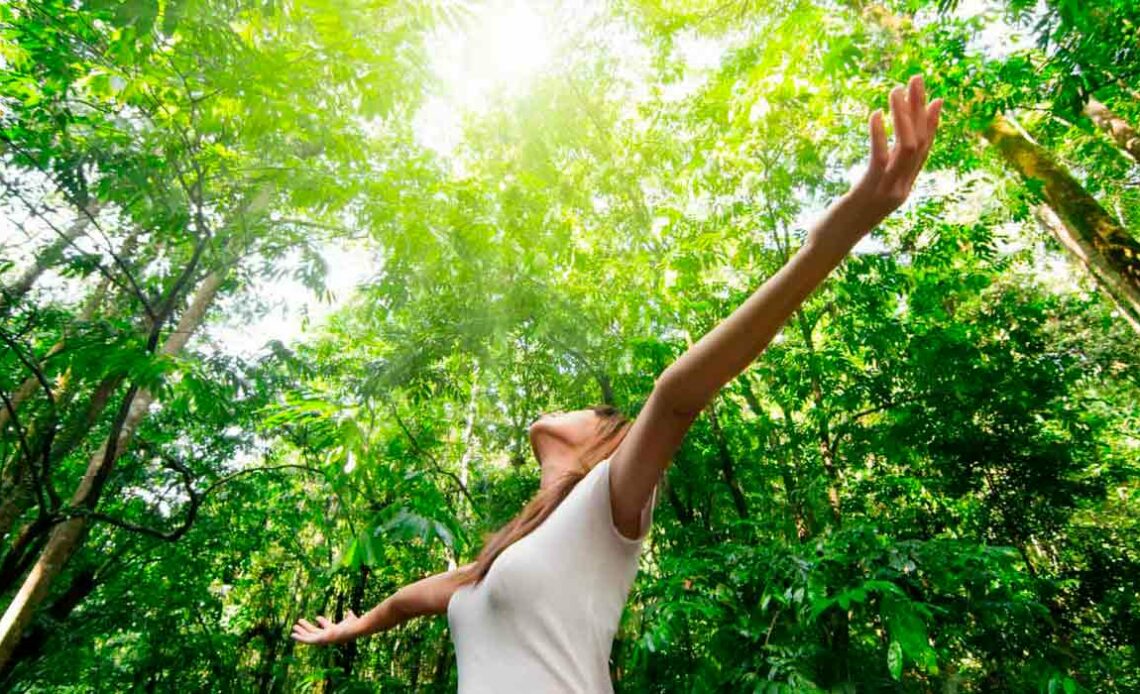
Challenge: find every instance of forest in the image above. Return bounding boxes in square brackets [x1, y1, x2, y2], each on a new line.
[1, 0, 1139, 691]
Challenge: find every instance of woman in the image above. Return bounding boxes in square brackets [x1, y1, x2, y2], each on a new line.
[292, 75, 944, 691]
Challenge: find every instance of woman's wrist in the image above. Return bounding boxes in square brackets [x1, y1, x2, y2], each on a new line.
[803, 190, 884, 259]
[331, 614, 365, 643]
[845, 182, 899, 230]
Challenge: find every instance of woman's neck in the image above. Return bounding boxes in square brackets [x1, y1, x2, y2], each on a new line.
[537, 448, 583, 491]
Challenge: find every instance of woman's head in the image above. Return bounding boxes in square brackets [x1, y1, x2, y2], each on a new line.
[526, 404, 630, 474]
[455, 404, 630, 587]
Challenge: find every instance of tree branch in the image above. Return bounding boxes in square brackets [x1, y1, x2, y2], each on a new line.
[387, 403, 483, 517]
[70, 463, 332, 541]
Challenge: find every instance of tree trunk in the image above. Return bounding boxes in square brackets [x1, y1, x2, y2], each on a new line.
[985, 114, 1140, 328]
[0, 519, 50, 594]
[0, 565, 98, 685]
[1084, 96, 1140, 164]
[664, 476, 693, 526]
[0, 373, 127, 555]
[1034, 205, 1140, 332]
[0, 270, 225, 670]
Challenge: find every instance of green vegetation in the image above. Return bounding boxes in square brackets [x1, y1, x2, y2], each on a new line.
[1, 0, 1138, 690]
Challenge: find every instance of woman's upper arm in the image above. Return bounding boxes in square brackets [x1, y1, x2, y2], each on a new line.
[608, 381, 700, 540]
[394, 562, 479, 618]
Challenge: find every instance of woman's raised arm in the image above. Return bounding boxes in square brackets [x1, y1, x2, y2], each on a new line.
[609, 75, 942, 537]
[291, 562, 476, 646]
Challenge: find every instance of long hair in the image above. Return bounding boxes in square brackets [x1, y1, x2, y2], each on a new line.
[454, 404, 631, 587]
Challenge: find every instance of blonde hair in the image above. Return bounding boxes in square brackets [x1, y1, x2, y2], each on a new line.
[454, 405, 631, 587]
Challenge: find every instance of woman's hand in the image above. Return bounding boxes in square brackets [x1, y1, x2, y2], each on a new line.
[851, 74, 943, 226]
[291, 609, 361, 646]
[810, 74, 944, 251]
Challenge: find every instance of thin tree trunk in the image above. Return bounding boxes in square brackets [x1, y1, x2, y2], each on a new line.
[664, 476, 693, 526]
[792, 312, 848, 684]
[707, 401, 749, 520]
[256, 625, 281, 694]
[0, 266, 125, 542]
[335, 565, 370, 680]
[273, 570, 309, 693]
[412, 629, 427, 689]
[0, 270, 225, 670]
[795, 312, 843, 527]
[984, 114, 1140, 328]
[430, 629, 453, 692]
[448, 360, 480, 571]
[0, 205, 100, 310]
[1084, 96, 1140, 164]
[740, 380, 811, 540]
[780, 466, 810, 542]
[325, 587, 347, 691]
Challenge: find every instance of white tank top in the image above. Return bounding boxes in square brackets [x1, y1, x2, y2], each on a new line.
[447, 456, 658, 693]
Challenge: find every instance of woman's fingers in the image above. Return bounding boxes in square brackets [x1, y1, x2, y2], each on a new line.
[909, 75, 926, 143]
[854, 74, 943, 214]
[927, 98, 943, 138]
[889, 86, 916, 163]
[869, 109, 889, 175]
[292, 620, 328, 644]
[919, 98, 943, 159]
[292, 616, 338, 644]
[347, 609, 358, 620]
[904, 97, 944, 189]
[298, 618, 319, 633]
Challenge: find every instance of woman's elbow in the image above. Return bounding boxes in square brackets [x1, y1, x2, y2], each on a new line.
[653, 369, 708, 419]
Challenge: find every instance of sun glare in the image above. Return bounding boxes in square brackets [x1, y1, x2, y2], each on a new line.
[414, 0, 592, 155]
[441, 1, 554, 106]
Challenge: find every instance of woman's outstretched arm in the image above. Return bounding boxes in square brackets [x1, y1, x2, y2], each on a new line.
[291, 562, 476, 646]
[659, 75, 942, 415]
[609, 75, 942, 536]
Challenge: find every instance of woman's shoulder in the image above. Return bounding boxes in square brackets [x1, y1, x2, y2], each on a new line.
[585, 456, 655, 548]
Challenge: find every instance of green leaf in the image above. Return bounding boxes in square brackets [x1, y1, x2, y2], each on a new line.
[887, 639, 903, 681]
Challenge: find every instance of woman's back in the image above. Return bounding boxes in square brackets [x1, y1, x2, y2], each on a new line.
[447, 456, 657, 693]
